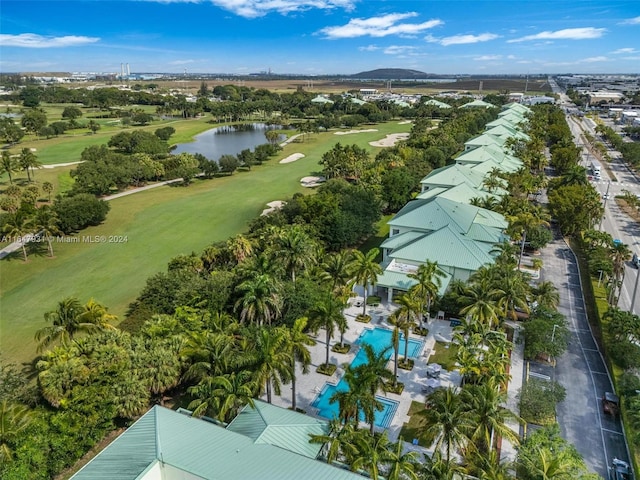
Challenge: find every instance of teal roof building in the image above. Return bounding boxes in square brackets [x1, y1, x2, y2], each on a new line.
[71, 403, 363, 480]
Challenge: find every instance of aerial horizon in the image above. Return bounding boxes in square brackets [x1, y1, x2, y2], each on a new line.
[1, 0, 639, 76]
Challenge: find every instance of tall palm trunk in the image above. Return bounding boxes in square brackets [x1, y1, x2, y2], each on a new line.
[325, 328, 331, 366]
[266, 379, 272, 403]
[291, 358, 297, 411]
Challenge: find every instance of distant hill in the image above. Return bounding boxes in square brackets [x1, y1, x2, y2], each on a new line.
[350, 68, 431, 80]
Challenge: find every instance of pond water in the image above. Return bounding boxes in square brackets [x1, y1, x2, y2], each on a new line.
[172, 123, 285, 161]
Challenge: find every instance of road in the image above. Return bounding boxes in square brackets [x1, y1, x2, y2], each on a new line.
[534, 236, 629, 477]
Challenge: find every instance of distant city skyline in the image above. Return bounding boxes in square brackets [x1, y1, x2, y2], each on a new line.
[1, 0, 639, 75]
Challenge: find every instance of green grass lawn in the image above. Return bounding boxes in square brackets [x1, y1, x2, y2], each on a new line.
[0, 120, 411, 365]
[399, 400, 436, 447]
[428, 341, 460, 371]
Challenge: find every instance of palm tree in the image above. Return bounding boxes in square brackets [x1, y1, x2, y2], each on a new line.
[286, 317, 315, 411]
[407, 260, 446, 326]
[355, 344, 393, 434]
[462, 381, 521, 455]
[423, 387, 471, 463]
[350, 248, 383, 316]
[309, 419, 356, 464]
[420, 450, 463, 480]
[18, 148, 41, 182]
[35, 297, 115, 352]
[27, 205, 61, 257]
[234, 274, 282, 326]
[494, 271, 531, 321]
[530, 281, 560, 310]
[42, 181, 54, 201]
[226, 234, 254, 264]
[188, 370, 256, 422]
[349, 429, 393, 480]
[319, 249, 355, 295]
[0, 401, 33, 464]
[0, 151, 18, 184]
[390, 293, 419, 361]
[2, 214, 30, 262]
[384, 437, 419, 480]
[241, 327, 291, 404]
[308, 295, 345, 367]
[459, 281, 502, 329]
[182, 329, 238, 382]
[271, 225, 317, 283]
[35, 345, 90, 407]
[331, 366, 367, 426]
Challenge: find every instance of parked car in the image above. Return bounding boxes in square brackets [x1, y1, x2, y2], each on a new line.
[602, 392, 620, 416]
[609, 458, 632, 480]
[633, 253, 640, 269]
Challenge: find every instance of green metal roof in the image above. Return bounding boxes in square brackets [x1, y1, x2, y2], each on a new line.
[419, 163, 487, 189]
[460, 99, 496, 109]
[71, 405, 364, 480]
[455, 144, 519, 165]
[380, 231, 426, 250]
[377, 268, 451, 295]
[423, 99, 452, 108]
[471, 158, 520, 177]
[464, 133, 507, 150]
[502, 103, 532, 114]
[388, 196, 507, 234]
[311, 95, 334, 104]
[417, 182, 497, 205]
[389, 226, 495, 272]
[484, 124, 530, 141]
[497, 111, 526, 123]
[485, 117, 523, 129]
[226, 401, 327, 459]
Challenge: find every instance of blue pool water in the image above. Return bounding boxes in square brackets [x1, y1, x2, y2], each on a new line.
[311, 327, 424, 428]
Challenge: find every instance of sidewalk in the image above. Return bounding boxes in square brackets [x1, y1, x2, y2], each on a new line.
[501, 320, 525, 463]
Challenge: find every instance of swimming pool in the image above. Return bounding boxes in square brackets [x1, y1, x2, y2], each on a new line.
[311, 327, 424, 428]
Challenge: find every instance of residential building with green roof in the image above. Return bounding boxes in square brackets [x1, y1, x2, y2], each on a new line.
[463, 132, 508, 152]
[71, 402, 364, 480]
[459, 99, 496, 109]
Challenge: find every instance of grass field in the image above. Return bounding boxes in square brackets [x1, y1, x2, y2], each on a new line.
[0, 121, 410, 365]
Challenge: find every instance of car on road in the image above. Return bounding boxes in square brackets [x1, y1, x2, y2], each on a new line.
[603, 391, 620, 416]
[609, 458, 632, 480]
[633, 253, 640, 269]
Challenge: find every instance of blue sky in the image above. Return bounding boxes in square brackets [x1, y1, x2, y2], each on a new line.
[1, 0, 639, 75]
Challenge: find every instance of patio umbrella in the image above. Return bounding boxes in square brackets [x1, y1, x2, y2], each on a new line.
[427, 363, 442, 374]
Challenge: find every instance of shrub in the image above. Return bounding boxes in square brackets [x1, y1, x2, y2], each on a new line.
[53, 194, 110, 234]
[317, 363, 337, 376]
[519, 378, 566, 425]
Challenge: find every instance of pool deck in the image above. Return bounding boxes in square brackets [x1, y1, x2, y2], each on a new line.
[263, 297, 462, 447]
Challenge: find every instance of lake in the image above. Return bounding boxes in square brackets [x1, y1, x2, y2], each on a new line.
[172, 123, 285, 161]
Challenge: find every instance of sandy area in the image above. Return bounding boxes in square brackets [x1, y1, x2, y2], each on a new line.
[279, 153, 305, 164]
[369, 133, 410, 147]
[398, 120, 413, 125]
[334, 129, 378, 136]
[260, 200, 286, 216]
[300, 176, 326, 188]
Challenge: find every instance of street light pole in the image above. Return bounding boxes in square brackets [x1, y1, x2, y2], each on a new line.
[631, 267, 640, 315]
[599, 181, 611, 230]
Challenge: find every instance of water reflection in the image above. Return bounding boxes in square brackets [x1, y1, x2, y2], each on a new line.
[172, 123, 286, 161]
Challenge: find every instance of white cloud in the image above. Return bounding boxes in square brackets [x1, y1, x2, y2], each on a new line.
[474, 54, 502, 61]
[622, 56, 640, 61]
[320, 13, 442, 39]
[169, 59, 196, 65]
[149, 0, 357, 18]
[426, 33, 499, 46]
[611, 47, 636, 54]
[383, 45, 417, 55]
[582, 56, 608, 63]
[620, 16, 640, 25]
[507, 55, 516, 60]
[0, 33, 100, 48]
[358, 44, 379, 51]
[508, 27, 606, 43]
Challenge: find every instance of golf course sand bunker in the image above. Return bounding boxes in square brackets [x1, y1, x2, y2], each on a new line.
[369, 133, 410, 147]
[279, 153, 305, 164]
[334, 129, 378, 135]
[300, 176, 326, 188]
[261, 201, 286, 216]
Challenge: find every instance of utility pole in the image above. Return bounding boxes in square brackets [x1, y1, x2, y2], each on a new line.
[599, 181, 611, 230]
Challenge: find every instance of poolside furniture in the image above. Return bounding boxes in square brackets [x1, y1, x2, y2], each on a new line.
[427, 363, 442, 378]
